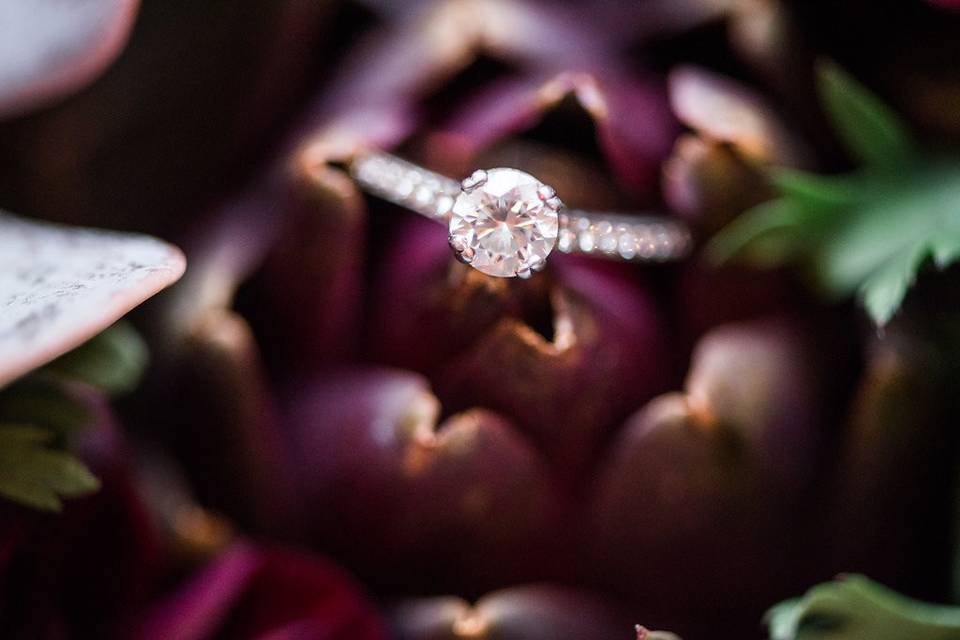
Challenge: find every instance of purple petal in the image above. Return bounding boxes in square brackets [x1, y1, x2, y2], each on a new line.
[284, 368, 563, 593]
[369, 217, 515, 372]
[833, 321, 957, 592]
[672, 261, 805, 342]
[682, 319, 824, 485]
[135, 543, 261, 640]
[371, 221, 671, 476]
[635, 626, 682, 640]
[669, 65, 809, 166]
[158, 308, 300, 537]
[434, 70, 676, 198]
[392, 585, 633, 640]
[238, 168, 367, 368]
[662, 134, 774, 230]
[136, 542, 386, 640]
[587, 319, 831, 636]
[435, 259, 671, 475]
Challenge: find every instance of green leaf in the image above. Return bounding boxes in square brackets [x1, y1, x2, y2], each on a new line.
[0, 376, 94, 438]
[0, 424, 100, 512]
[858, 243, 927, 325]
[817, 61, 914, 171]
[43, 321, 148, 396]
[712, 87, 960, 326]
[766, 575, 960, 640]
[771, 169, 863, 209]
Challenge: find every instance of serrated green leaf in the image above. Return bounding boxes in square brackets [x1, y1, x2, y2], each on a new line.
[817, 61, 914, 171]
[766, 575, 960, 640]
[0, 424, 100, 512]
[43, 321, 148, 396]
[930, 230, 960, 268]
[858, 243, 926, 325]
[767, 599, 805, 640]
[713, 68, 960, 325]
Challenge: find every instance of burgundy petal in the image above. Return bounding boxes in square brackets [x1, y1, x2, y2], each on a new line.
[369, 216, 542, 372]
[0, 0, 139, 119]
[392, 585, 634, 640]
[158, 308, 300, 538]
[432, 70, 676, 198]
[669, 65, 809, 167]
[284, 368, 563, 593]
[662, 134, 774, 232]
[239, 166, 367, 369]
[587, 319, 831, 637]
[671, 260, 804, 345]
[136, 542, 386, 640]
[371, 221, 673, 476]
[635, 626, 682, 640]
[435, 258, 671, 475]
[681, 319, 825, 487]
[832, 319, 957, 596]
[371, 215, 673, 476]
[136, 543, 261, 640]
[726, 0, 808, 94]
[297, 0, 656, 164]
[926, 0, 960, 9]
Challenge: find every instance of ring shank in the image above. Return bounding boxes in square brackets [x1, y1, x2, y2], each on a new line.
[349, 150, 691, 262]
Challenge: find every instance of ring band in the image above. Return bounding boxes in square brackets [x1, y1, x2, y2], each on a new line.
[350, 149, 692, 278]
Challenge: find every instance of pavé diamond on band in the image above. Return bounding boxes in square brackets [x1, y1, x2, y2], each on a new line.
[350, 149, 692, 278]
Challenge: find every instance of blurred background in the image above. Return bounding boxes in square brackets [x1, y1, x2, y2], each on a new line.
[1, 1, 960, 638]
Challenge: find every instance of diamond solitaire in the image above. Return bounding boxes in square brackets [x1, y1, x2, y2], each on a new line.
[349, 150, 692, 278]
[448, 168, 560, 278]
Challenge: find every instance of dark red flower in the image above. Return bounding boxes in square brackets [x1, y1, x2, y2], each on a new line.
[136, 542, 386, 640]
[391, 584, 634, 640]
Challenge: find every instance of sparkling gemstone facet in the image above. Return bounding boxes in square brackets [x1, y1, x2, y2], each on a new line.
[449, 168, 559, 278]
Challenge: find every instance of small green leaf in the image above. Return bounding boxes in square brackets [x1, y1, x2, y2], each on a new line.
[817, 61, 914, 171]
[0, 376, 94, 437]
[767, 599, 805, 640]
[712, 63, 960, 326]
[0, 424, 100, 512]
[930, 229, 960, 268]
[766, 575, 960, 640]
[858, 243, 927, 325]
[44, 321, 148, 396]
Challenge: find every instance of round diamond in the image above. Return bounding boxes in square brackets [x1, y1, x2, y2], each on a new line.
[448, 168, 559, 278]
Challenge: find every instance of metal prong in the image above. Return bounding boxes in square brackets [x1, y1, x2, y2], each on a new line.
[528, 254, 546, 272]
[516, 264, 533, 279]
[460, 170, 488, 193]
[449, 236, 475, 264]
[545, 196, 563, 211]
[537, 184, 556, 201]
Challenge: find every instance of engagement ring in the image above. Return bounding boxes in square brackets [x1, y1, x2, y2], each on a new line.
[350, 150, 692, 278]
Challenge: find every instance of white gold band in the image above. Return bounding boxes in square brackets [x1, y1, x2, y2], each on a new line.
[350, 150, 692, 264]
